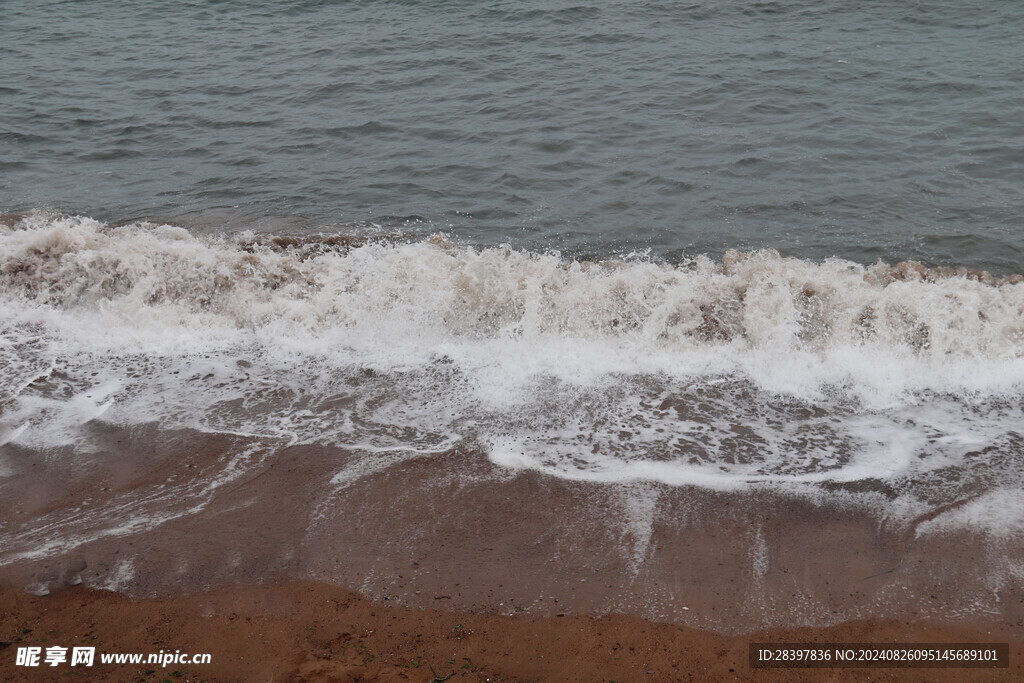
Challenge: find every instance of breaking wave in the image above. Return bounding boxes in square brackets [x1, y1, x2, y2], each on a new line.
[2, 212, 1024, 493]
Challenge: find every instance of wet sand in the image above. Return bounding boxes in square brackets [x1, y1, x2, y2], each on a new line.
[1, 580, 1021, 682]
[1, 427, 1023, 679]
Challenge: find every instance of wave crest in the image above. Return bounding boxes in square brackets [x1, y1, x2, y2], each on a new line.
[2, 212, 1023, 364]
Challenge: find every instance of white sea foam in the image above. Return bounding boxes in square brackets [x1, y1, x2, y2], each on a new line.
[96, 558, 136, 592]
[917, 489, 1024, 539]
[1, 212, 1023, 511]
[0, 444, 272, 566]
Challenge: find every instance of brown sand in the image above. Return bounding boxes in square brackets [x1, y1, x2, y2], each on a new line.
[3, 429, 1024, 680]
[1, 579, 1021, 682]
[4, 434, 1023, 634]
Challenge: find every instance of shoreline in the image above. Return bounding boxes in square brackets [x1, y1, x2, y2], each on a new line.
[2, 579, 1021, 682]
[3, 435, 1023, 636]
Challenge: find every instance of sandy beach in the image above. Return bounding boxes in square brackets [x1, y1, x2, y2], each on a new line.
[2, 579, 1021, 682]
[2, 428, 1022, 680]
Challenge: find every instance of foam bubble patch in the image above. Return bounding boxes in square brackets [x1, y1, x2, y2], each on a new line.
[1, 213, 1023, 503]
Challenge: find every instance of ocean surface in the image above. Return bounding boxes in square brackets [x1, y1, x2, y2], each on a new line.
[2, 0, 1024, 619]
[3, 0, 1023, 270]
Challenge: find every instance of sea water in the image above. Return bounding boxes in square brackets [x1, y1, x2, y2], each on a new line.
[2, 1, 1024, 582]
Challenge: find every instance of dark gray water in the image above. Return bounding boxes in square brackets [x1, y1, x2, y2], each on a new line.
[2, 0, 1022, 269]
